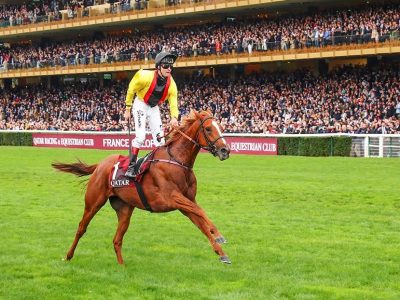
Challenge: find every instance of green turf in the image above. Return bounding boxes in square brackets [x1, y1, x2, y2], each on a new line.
[0, 146, 399, 299]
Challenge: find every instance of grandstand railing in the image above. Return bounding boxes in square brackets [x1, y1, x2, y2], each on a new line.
[1, 38, 399, 78]
[1, 34, 399, 69]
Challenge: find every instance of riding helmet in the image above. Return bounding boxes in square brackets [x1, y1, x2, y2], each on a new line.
[155, 51, 178, 68]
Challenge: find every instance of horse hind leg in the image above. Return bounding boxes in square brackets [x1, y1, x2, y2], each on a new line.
[110, 196, 134, 265]
[65, 188, 108, 261]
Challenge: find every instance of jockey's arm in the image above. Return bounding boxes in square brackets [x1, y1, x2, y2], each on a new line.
[124, 70, 143, 119]
[126, 69, 144, 107]
[168, 80, 179, 127]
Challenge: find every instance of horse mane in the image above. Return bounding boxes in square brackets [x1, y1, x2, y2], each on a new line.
[165, 110, 211, 146]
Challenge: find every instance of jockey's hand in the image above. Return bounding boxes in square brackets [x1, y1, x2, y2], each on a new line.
[170, 117, 179, 128]
[124, 108, 131, 122]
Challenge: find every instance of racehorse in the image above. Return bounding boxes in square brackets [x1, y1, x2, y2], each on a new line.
[52, 110, 232, 264]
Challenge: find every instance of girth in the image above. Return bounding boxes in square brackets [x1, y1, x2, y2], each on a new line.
[132, 180, 153, 212]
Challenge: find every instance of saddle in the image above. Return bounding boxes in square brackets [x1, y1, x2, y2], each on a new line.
[110, 151, 155, 187]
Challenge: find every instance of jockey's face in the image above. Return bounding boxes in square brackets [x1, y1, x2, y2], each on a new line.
[158, 63, 173, 78]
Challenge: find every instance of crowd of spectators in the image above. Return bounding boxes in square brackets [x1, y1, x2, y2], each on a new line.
[0, 80, 126, 132]
[0, 4, 399, 71]
[0, 0, 150, 27]
[1, 63, 399, 134]
[0, 1, 93, 26]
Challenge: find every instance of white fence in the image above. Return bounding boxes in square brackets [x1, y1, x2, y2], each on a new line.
[350, 135, 400, 158]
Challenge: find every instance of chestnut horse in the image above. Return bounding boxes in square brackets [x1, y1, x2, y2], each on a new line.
[52, 110, 231, 264]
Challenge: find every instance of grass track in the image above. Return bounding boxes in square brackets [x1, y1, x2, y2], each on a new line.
[0, 146, 399, 299]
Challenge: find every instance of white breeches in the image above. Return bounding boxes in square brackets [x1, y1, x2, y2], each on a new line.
[132, 98, 165, 148]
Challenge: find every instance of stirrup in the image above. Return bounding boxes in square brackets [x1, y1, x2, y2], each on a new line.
[125, 165, 137, 178]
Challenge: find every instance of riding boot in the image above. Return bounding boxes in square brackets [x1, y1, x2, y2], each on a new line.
[125, 154, 138, 178]
[125, 148, 139, 178]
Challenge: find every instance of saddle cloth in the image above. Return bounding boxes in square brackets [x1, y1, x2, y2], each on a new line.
[110, 151, 155, 187]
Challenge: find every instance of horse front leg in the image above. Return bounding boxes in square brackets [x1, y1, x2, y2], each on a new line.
[202, 215, 227, 245]
[182, 210, 227, 245]
[175, 197, 231, 264]
[186, 185, 226, 244]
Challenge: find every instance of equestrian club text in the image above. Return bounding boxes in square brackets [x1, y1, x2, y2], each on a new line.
[229, 142, 276, 152]
[33, 137, 94, 146]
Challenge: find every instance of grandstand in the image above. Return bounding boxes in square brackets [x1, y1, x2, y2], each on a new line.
[0, 0, 399, 155]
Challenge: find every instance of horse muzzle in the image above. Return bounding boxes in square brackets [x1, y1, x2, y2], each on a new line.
[217, 146, 230, 161]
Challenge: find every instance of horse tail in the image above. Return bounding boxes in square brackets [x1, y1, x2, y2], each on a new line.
[52, 160, 97, 177]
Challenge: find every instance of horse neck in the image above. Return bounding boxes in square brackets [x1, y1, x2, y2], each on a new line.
[169, 121, 201, 167]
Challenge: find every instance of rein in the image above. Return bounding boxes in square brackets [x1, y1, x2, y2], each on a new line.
[173, 127, 202, 149]
[174, 116, 224, 157]
[148, 145, 192, 170]
[150, 158, 192, 170]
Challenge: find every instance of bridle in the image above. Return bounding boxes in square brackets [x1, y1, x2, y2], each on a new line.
[174, 116, 225, 157]
[153, 115, 225, 170]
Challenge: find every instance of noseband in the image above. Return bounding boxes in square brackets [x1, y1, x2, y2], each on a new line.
[174, 116, 224, 156]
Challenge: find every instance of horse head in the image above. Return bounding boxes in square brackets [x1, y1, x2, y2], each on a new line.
[191, 110, 230, 161]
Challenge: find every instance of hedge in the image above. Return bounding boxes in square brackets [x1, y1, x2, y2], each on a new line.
[278, 136, 352, 156]
[0, 132, 33, 146]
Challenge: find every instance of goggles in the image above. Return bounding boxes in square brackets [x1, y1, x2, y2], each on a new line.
[161, 63, 173, 70]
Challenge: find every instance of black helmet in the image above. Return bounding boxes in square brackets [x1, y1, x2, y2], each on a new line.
[155, 51, 177, 68]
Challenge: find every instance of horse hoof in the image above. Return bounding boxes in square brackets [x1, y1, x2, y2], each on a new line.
[215, 236, 227, 244]
[219, 256, 231, 264]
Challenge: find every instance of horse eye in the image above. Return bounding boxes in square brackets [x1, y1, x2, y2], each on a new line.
[206, 127, 212, 133]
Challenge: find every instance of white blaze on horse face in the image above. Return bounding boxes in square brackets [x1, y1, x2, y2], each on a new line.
[212, 120, 227, 144]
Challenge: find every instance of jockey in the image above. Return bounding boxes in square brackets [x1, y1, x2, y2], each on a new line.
[124, 51, 179, 178]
